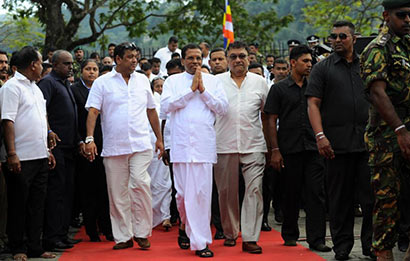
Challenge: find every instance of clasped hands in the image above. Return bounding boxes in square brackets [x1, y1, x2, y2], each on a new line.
[191, 67, 205, 93]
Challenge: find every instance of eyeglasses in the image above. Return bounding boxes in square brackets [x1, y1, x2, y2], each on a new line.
[329, 33, 349, 40]
[229, 54, 247, 60]
[395, 11, 410, 20]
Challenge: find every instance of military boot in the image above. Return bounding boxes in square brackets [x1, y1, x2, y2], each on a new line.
[375, 250, 394, 261]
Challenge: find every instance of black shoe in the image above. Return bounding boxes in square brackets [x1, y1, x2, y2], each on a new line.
[261, 221, 272, 231]
[284, 240, 297, 246]
[362, 248, 377, 260]
[70, 217, 82, 228]
[64, 238, 82, 244]
[309, 243, 332, 252]
[398, 237, 409, 252]
[105, 234, 114, 242]
[335, 251, 349, 260]
[214, 230, 225, 240]
[89, 235, 101, 242]
[44, 241, 74, 251]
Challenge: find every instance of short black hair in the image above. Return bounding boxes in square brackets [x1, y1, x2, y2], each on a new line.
[81, 59, 99, 71]
[249, 52, 257, 57]
[169, 36, 178, 44]
[273, 58, 288, 67]
[9, 51, 20, 68]
[171, 52, 181, 59]
[289, 45, 312, 61]
[141, 62, 152, 71]
[0, 50, 8, 59]
[41, 62, 52, 75]
[108, 43, 116, 48]
[266, 54, 274, 60]
[166, 58, 183, 71]
[210, 47, 226, 59]
[114, 42, 137, 63]
[139, 57, 148, 63]
[181, 44, 201, 59]
[333, 20, 355, 35]
[201, 64, 210, 72]
[248, 63, 264, 77]
[227, 41, 250, 55]
[89, 52, 100, 60]
[15, 46, 41, 70]
[100, 65, 113, 74]
[200, 42, 210, 49]
[149, 57, 161, 64]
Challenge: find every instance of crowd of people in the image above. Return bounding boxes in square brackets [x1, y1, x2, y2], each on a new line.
[0, 0, 409, 260]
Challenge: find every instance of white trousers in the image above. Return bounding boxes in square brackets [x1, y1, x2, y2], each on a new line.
[173, 163, 213, 251]
[148, 155, 172, 227]
[103, 150, 153, 243]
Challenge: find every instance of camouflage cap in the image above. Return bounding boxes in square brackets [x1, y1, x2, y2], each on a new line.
[382, 0, 410, 9]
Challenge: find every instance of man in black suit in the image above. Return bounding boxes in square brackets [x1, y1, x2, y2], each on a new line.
[71, 59, 113, 242]
[38, 50, 82, 250]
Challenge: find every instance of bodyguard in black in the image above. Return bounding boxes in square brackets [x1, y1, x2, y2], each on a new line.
[305, 21, 374, 260]
[264, 45, 329, 252]
[38, 50, 80, 250]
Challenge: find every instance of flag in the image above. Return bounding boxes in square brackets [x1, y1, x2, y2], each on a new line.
[223, 0, 234, 49]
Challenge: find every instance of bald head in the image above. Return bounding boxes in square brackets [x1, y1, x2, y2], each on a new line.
[51, 50, 73, 79]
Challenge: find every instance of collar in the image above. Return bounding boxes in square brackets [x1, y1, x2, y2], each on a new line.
[80, 78, 91, 90]
[111, 67, 135, 80]
[285, 75, 307, 88]
[14, 71, 32, 84]
[50, 70, 66, 82]
[333, 51, 359, 64]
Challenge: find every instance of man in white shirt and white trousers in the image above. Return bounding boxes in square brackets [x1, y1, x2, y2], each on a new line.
[154, 36, 181, 76]
[85, 42, 164, 250]
[214, 41, 269, 254]
[160, 44, 228, 258]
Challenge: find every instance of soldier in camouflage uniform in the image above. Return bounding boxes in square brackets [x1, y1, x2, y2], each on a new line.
[73, 47, 84, 81]
[360, 0, 410, 260]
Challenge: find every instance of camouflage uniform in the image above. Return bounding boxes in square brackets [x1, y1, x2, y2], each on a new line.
[360, 25, 410, 251]
[73, 60, 82, 81]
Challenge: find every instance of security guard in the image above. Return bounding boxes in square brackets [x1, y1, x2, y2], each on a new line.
[360, 0, 410, 260]
[306, 35, 320, 49]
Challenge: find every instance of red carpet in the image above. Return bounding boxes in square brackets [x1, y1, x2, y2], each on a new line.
[59, 226, 325, 260]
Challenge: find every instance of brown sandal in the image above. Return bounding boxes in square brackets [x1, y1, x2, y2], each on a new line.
[13, 253, 27, 261]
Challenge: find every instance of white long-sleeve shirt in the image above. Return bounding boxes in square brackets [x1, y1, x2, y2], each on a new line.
[215, 71, 268, 154]
[160, 72, 228, 163]
[154, 46, 181, 76]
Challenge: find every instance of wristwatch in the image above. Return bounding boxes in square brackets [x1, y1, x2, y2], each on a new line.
[85, 136, 94, 144]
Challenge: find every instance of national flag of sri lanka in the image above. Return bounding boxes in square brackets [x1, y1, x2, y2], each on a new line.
[223, 0, 234, 49]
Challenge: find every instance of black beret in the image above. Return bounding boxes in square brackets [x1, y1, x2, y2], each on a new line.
[382, 0, 410, 9]
[74, 46, 83, 52]
[287, 39, 300, 47]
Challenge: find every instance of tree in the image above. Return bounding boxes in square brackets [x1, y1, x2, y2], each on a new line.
[302, 0, 383, 37]
[0, 16, 45, 50]
[2, 0, 292, 51]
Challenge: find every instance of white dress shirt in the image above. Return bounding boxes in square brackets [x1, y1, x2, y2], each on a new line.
[85, 69, 156, 157]
[202, 55, 210, 67]
[160, 72, 228, 163]
[215, 71, 268, 154]
[154, 46, 181, 76]
[0, 71, 48, 160]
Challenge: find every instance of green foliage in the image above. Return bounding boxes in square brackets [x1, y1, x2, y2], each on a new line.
[302, 0, 383, 37]
[0, 15, 44, 50]
[1, 0, 292, 51]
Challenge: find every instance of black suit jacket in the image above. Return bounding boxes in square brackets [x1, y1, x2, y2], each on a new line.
[38, 70, 79, 149]
[71, 81, 103, 153]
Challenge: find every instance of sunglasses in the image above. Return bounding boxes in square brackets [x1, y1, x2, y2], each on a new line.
[395, 11, 410, 20]
[119, 42, 137, 51]
[329, 33, 349, 40]
[229, 54, 247, 60]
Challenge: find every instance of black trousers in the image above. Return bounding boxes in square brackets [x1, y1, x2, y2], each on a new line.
[280, 151, 327, 246]
[167, 150, 179, 224]
[5, 158, 48, 256]
[78, 155, 112, 238]
[43, 147, 76, 244]
[326, 152, 374, 254]
[262, 166, 282, 222]
[0, 167, 7, 248]
[211, 173, 223, 232]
